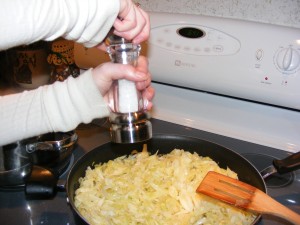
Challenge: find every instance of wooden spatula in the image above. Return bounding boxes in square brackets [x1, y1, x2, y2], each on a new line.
[196, 171, 300, 225]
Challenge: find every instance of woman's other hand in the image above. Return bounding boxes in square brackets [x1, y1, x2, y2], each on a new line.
[92, 55, 154, 110]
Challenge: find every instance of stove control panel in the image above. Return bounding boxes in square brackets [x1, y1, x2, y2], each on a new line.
[149, 24, 241, 56]
[144, 13, 300, 110]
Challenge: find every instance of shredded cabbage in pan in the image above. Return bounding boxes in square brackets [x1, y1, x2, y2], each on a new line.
[74, 148, 256, 225]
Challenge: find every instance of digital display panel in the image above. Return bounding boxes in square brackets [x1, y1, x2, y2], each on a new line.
[177, 27, 204, 39]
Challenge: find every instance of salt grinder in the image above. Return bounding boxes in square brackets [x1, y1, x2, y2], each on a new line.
[106, 35, 152, 143]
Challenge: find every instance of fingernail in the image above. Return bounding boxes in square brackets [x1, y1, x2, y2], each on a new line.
[143, 98, 149, 110]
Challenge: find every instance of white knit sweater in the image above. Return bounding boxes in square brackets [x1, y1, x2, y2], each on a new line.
[0, 0, 120, 145]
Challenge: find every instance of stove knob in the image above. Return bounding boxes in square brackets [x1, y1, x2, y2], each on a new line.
[274, 47, 300, 74]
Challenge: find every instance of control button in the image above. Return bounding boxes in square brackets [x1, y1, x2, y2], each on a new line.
[275, 47, 300, 74]
[213, 45, 224, 52]
[256, 49, 264, 61]
[281, 80, 288, 86]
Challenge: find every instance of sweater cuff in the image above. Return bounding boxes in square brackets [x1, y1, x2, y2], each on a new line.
[75, 69, 110, 119]
[44, 69, 109, 132]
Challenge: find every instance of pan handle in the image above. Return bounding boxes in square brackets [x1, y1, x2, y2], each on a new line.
[260, 151, 300, 179]
[25, 166, 58, 198]
[273, 151, 300, 174]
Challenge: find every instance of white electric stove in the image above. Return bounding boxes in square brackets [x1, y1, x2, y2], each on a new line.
[0, 12, 299, 225]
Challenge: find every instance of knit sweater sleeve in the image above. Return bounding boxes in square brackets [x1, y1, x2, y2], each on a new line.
[0, 0, 119, 145]
[0, 0, 120, 50]
[0, 70, 109, 146]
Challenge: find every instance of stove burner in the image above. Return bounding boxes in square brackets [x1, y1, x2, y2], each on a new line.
[242, 153, 294, 188]
[0, 154, 74, 192]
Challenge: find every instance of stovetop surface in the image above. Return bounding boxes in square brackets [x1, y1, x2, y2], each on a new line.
[0, 119, 299, 225]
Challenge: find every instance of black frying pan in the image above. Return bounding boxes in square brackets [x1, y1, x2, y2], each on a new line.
[66, 134, 266, 224]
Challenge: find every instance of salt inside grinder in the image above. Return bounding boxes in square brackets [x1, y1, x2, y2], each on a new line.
[106, 36, 152, 143]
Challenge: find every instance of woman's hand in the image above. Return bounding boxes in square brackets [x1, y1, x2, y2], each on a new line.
[96, 0, 150, 51]
[92, 55, 154, 110]
[114, 0, 150, 44]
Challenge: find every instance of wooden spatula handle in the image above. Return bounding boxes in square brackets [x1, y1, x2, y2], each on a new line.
[254, 189, 300, 225]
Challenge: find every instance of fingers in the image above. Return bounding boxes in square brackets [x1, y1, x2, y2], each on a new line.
[109, 55, 149, 82]
[135, 55, 149, 74]
[135, 56, 151, 90]
[135, 56, 154, 110]
[132, 9, 150, 44]
[113, 4, 139, 32]
[142, 85, 155, 110]
[114, 1, 150, 43]
[143, 85, 155, 102]
[92, 56, 150, 93]
[92, 55, 154, 110]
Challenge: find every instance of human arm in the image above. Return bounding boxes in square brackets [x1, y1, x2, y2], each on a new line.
[0, 0, 153, 146]
[0, 56, 154, 146]
[0, 69, 106, 146]
[0, 0, 150, 51]
[0, 0, 119, 50]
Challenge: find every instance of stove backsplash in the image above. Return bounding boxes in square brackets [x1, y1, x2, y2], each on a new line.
[138, 0, 300, 29]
